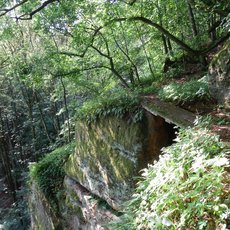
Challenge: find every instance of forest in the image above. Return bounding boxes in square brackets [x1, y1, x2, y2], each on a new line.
[0, 0, 229, 229]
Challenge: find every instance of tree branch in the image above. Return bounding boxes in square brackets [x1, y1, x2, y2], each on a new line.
[200, 32, 230, 54]
[0, 58, 9, 68]
[55, 27, 102, 58]
[91, 45, 110, 59]
[116, 17, 199, 55]
[44, 65, 108, 78]
[107, 16, 229, 56]
[208, 20, 222, 34]
[113, 37, 140, 83]
[16, 0, 58, 20]
[57, 51, 87, 58]
[121, 0, 138, 6]
[0, 0, 29, 17]
[91, 45, 130, 88]
[48, 13, 229, 71]
[129, 0, 138, 5]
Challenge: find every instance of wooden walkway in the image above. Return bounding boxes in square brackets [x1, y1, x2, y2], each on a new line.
[141, 96, 197, 128]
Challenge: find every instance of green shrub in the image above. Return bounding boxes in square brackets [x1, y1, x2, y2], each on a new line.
[136, 85, 159, 95]
[139, 76, 155, 86]
[29, 143, 75, 209]
[164, 66, 185, 79]
[75, 89, 143, 124]
[159, 78, 211, 103]
[1, 189, 30, 230]
[110, 127, 229, 230]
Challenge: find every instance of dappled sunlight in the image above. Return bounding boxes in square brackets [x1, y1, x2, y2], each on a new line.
[0, 0, 229, 228]
[64, 112, 177, 212]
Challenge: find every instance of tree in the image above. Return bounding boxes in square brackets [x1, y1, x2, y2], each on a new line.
[0, 0, 229, 228]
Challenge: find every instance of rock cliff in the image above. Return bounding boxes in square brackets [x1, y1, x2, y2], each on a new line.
[30, 111, 176, 229]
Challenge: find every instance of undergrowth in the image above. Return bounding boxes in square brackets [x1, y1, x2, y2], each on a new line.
[29, 142, 75, 210]
[75, 89, 143, 124]
[75, 76, 213, 125]
[159, 78, 211, 104]
[1, 187, 30, 229]
[109, 126, 229, 230]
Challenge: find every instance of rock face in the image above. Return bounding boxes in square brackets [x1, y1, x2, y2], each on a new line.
[62, 176, 118, 230]
[30, 183, 61, 230]
[30, 111, 176, 229]
[30, 177, 118, 230]
[209, 39, 230, 107]
[64, 112, 173, 210]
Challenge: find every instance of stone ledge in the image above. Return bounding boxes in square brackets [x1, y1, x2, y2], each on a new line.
[142, 96, 197, 127]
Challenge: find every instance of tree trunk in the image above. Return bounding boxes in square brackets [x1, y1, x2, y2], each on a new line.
[135, 23, 155, 77]
[162, 35, 168, 55]
[210, 14, 217, 41]
[0, 110, 17, 201]
[186, 0, 198, 37]
[34, 91, 53, 143]
[113, 37, 140, 84]
[60, 76, 71, 143]
[16, 76, 37, 159]
[167, 38, 173, 56]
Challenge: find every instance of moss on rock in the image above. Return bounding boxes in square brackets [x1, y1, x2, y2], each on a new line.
[65, 113, 173, 209]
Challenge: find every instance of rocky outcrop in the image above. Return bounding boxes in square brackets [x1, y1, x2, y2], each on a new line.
[30, 111, 177, 229]
[30, 183, 61, 230]
[62, 176, 118, 230]
[209, 39, 230, 107]
[64, 112, 174, 210]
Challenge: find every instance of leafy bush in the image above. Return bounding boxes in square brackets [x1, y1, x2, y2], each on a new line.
[2, 197, 30, 230]
[75, 89, 143, 124]
[136, 85, 159, 95]
[1, 174, 30, 230]
[164, 66, 185, 79]
[139, 76, 156, 86]
[159, 78, 211, 103]
[29, 143, 75, 209]
[110, 127, 229, 230]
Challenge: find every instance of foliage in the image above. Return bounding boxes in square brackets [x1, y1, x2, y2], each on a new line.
[1, 196, 30, 230]
[197, 112, 230, 128]
[29, 143, 75, 209]
[135, 75, 163, 95]
[0, 0, 229, 228]
[75, 88, 143, 124]
[164, 66, 185, 79]
[0, 175, 31, 230]
[159, 78, 211, 104]
[138, 85, 159, 95]
[110, 127, 229, 230]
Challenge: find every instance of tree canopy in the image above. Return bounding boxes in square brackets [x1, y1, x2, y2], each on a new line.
[1, 0, 229, 88]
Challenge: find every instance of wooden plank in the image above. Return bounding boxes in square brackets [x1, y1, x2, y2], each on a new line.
[141, 97, 197, 128]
